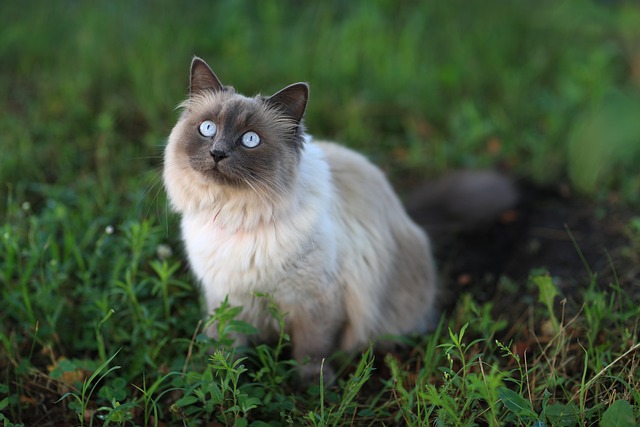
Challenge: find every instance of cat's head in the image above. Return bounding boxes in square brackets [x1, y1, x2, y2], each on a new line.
[164, 57, 309, 216]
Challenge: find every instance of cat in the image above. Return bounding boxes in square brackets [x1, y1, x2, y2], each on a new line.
[163, 56, 514, 382]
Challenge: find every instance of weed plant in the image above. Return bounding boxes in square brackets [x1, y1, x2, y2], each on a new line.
[1, 1, 639, 425]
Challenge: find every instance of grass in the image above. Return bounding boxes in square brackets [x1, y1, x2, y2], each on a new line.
[1, 0, 639, 425]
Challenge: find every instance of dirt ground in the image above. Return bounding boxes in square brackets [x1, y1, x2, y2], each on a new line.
[407, 179, 638, 316]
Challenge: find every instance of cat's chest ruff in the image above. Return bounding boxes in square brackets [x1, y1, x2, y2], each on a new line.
[182, 210, 324, 294]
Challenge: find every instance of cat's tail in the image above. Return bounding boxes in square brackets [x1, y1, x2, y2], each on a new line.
[404, 170, 518, 235]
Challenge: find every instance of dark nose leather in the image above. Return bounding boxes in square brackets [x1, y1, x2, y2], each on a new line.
[210, 149, 228, 163]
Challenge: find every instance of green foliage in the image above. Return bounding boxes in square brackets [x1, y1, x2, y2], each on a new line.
[568, 91, 640, 198]
[1, 0, 639, 425]
[532, 273, 561, 334]
[57, 349, 123, 427]
[601, 400, 636, 427]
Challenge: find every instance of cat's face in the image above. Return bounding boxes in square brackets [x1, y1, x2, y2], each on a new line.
[168, 57, 309, 194]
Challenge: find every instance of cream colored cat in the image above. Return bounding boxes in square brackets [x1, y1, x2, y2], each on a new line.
[164, 57, 439, 381]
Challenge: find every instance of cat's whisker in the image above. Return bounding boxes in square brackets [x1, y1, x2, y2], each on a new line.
[244, 170, 290, 216]
[139, 170, 169, 222]
[242, 177, 277, 216]
[140, 171, 162, 200]
[132, 155, 166, 160]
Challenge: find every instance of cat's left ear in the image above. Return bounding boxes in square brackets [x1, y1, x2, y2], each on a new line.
[266, 83, 309, 124]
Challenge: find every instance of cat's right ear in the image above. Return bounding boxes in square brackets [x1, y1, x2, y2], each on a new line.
[190, 56, 224, 96]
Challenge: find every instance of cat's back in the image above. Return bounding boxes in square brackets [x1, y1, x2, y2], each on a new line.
[313, 141, 405, 218]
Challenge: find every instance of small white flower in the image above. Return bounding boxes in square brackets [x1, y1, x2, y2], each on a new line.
[156, 244, 173, 260]
[21, 201, 31, 211]
[105, 225, 114, 235]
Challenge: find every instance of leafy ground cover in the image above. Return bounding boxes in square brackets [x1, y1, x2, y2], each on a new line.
[1, 1, 639, 425]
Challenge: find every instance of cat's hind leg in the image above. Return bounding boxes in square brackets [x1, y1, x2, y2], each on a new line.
[285, 298, 345, 385]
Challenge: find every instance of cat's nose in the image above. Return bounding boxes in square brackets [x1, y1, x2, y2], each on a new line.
[210, 149, 229, 163]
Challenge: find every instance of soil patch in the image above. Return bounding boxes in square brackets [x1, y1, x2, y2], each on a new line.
[409, 181, 638, 313]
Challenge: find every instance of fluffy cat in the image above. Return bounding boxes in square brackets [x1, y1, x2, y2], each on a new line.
[164, 57, 454, 381]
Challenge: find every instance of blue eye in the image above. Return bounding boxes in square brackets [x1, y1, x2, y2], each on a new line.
[199, 120, 216, 137]
[241, 131, 260, 148]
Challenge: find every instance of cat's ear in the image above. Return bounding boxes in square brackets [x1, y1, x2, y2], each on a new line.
[190, 56, 224, 95]
[266, 83, 309, 124]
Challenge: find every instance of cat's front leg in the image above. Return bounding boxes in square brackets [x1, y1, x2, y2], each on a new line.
[286, 298, 345, 385]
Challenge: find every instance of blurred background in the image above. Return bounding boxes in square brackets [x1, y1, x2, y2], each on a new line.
[2, 0, 640, 211]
